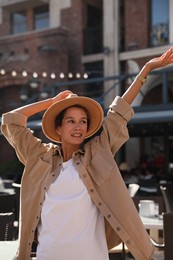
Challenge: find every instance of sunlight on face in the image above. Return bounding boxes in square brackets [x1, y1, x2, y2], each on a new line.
[56, 106, 89, 146]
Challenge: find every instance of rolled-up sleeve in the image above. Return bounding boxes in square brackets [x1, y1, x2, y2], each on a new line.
[1, 111, 28, 126]
[97, 96, 134, 155]
[1, 112, 46, 165]
[109, 96, 134, 121]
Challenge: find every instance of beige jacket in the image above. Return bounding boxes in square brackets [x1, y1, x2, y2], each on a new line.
[1, 96, 154, 260]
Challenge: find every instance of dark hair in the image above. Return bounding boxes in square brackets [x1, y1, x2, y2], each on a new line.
[55, 105, 90, 130]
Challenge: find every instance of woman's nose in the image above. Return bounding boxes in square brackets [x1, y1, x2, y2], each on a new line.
[74, 124, 81, 130]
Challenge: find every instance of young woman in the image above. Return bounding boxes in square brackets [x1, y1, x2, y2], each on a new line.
[1, 47, 173, 260]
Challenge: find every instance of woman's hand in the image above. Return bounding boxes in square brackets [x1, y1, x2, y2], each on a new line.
[122, 47, 173, 105]
[146, 47, 173, 71]
[52, 90, 73, 104]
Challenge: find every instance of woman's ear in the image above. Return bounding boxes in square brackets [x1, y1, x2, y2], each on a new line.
[56, 127, 61, 136]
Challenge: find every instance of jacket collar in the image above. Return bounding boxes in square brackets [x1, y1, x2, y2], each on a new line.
[53, 146, 85, 157]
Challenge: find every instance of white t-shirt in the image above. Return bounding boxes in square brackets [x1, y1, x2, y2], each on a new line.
[37, 159, 109, 260]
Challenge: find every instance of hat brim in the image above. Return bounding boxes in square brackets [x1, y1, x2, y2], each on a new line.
[42, 96, 104, 143]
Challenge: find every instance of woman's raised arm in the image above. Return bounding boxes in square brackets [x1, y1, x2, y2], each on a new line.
[10, 90, 72, 117]
[122, 47, 173, 105]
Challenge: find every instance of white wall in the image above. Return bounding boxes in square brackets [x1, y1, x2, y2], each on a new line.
[49, 0, 71, 28]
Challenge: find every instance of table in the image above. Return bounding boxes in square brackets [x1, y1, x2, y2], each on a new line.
[141, 215, 163, 230]
[0, 240, 18, 260]
[141, 215, 163, 241]
[110, 216, 163, 258]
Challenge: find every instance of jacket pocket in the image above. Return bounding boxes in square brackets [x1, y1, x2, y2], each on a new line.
[26, 157, 51, 184]
[87, 153, 113, 185]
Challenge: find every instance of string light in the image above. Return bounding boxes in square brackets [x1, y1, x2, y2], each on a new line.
[42, 72, 47, 78]
[76, 73, 81, 78]
[68, 72, 73, 78]
[59, 72, 65, 79]
[83, 73, 88, 79]
[33, 72, 38, 78]
[50, 73, 56, 79]
[0, 68, 5, 75]
[22, 70, 28, 77]
[11, 70, 17, 77]
[0, 68, 91, 79]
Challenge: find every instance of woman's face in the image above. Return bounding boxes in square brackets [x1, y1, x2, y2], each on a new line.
[56, 106, 88, 146]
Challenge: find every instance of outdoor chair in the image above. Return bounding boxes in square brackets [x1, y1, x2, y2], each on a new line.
[160, 185, 173, 213]
[0, 193, 16, 213]
[12, 182, 21, 221]
[138, 178, 158, 196]
[151, 212, 173, 260]
[109, 243, 130, 260]
[0, 212, 15, 241]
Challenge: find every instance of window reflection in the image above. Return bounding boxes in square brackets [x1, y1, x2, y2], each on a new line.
[34, 5, 49, 30]
[11, 11, 27, 34]
[150, 0, 169, 46]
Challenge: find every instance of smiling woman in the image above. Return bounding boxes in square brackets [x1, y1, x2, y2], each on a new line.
[55, 104, 90, 130]
[55, 106, 89, 159]
[1, 47, 173, 260]
[42, 93, 103, 143]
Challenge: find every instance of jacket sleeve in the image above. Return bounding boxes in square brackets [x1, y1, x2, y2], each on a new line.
[99, 96, 134, 156]
[1, 111, 48, 165]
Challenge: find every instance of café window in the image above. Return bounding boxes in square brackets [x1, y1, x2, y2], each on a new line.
[34, 5, 49, 30]
[11, 11, 27, 34]
[150, 0, 169, 46]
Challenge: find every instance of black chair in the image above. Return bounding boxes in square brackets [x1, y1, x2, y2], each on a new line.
[160, 185, 173, 213]
[12, 183, 21, 221]
[138, 178, 158, 196]
[164, 212, 173, 260]
[3, 179, 13, 189]
[0, 212, 15, 240]
[0, 193, 16, 213]
[151, 212, 173, 260]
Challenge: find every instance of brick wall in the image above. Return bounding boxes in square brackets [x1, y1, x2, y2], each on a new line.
[125, 0, 150, 50]
[61, 0, 84, 73]
[0, 27, 69, 80]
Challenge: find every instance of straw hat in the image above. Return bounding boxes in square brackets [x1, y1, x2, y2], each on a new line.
[42, 93, 104, 143]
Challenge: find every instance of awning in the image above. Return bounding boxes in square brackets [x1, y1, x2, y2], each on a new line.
[129, 110, 173, 125]
[27, 120, 42, 129]
[1, 109, 173, 131]
[25, 110, 173, 129]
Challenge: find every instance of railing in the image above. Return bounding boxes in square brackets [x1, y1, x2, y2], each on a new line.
[1, 67, 173, 120]
[50, 67, 173, 113]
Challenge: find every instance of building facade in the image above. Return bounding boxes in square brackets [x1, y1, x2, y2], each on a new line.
[0, 0, 173, 180]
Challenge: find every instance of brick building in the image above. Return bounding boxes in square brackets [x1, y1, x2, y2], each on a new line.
[0, 0, 173, 179]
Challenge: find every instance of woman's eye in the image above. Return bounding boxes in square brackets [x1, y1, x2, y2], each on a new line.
[81, 120, 87, 124]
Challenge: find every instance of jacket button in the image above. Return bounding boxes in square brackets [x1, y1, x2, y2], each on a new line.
[83, 174, 87, 178]
[116, 227, 121, 231]
[76, 162, 80, 165]
[107, 214, 111, 218]
[90, 188, 94, 193]
[98, 202, 102, 206]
